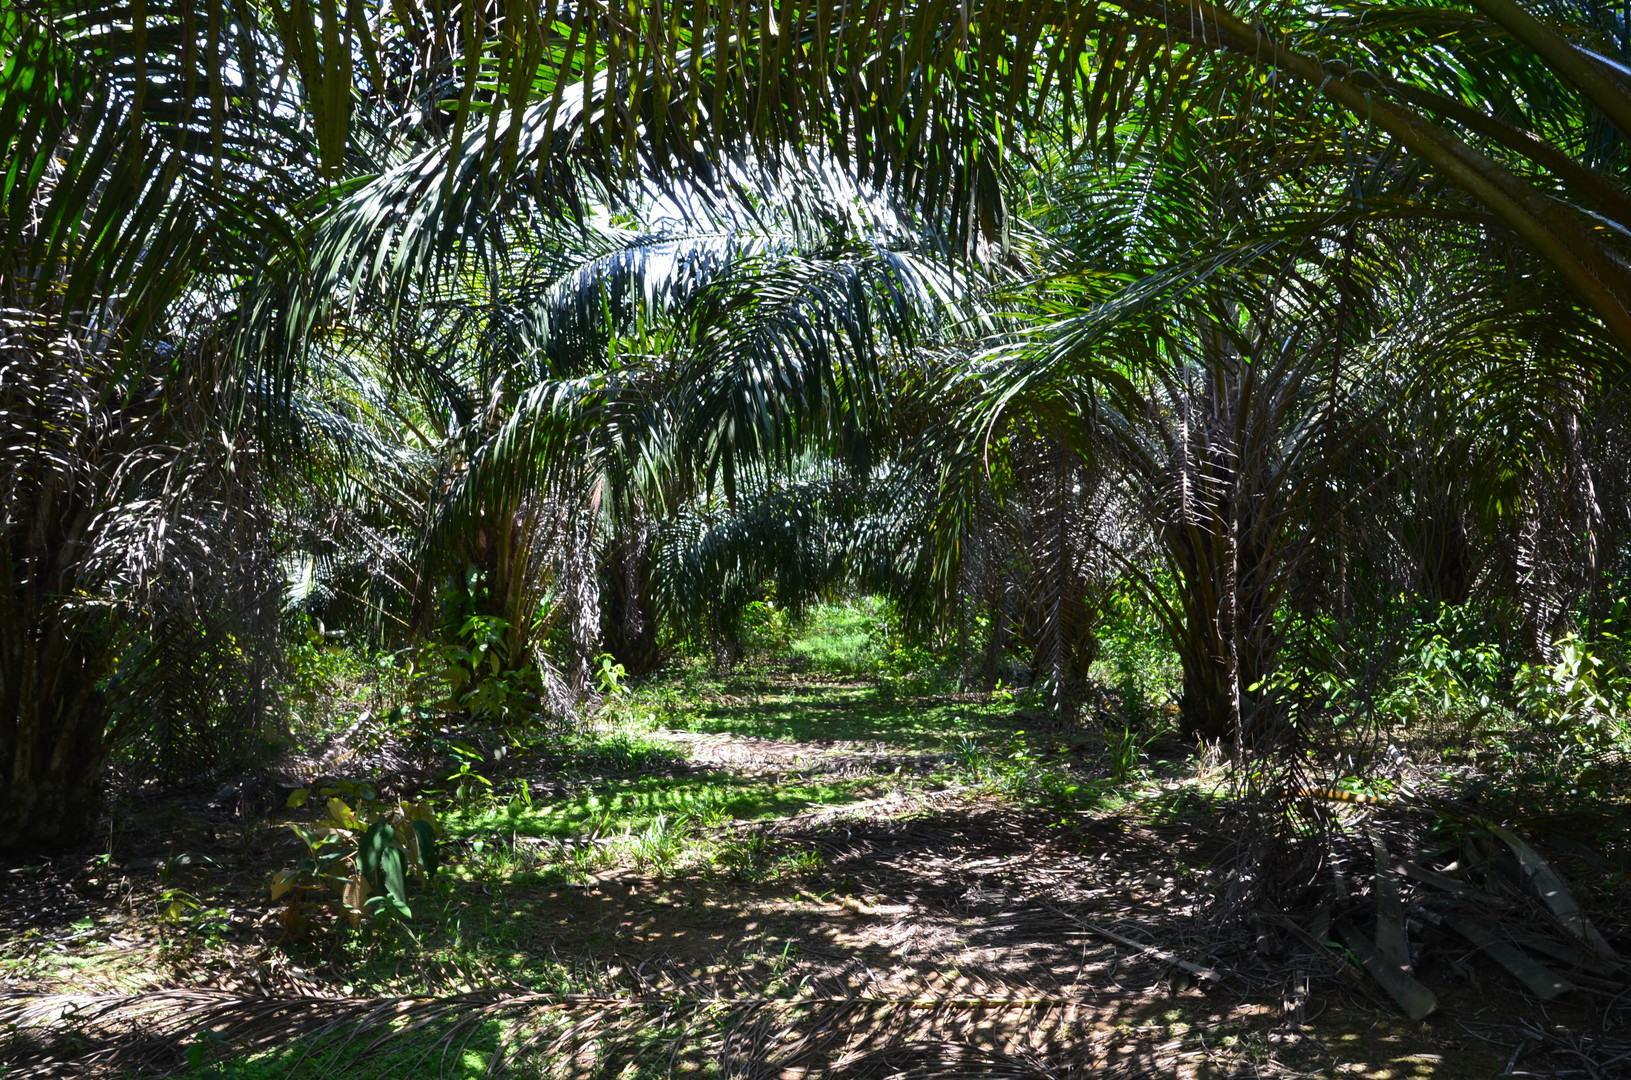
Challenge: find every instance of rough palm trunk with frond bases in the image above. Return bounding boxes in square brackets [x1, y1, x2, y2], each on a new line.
[1164, 515, 1278, 746]
[0, 628, 114, 850]
[1, 319, 283, 850]
[0, 337, 119, 849]
[601, 521, 663, 676]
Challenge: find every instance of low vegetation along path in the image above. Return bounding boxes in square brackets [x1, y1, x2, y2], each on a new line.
[0, 673, 1612, 1078]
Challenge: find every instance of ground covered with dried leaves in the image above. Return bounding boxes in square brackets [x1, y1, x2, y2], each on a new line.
[2, 670, 1627, 1079]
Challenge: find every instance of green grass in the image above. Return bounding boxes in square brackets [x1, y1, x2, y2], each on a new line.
[274, 866, 644, 993]
[266, 628, 1175, 1001]
[446, 771, 873, 841]
[667, 682, 1023, 749]
[786, 597, 890, 673]
[553, 729, 680, 771]
[193, 1018, 505, 1079]
[14, 623, 1228, 1080]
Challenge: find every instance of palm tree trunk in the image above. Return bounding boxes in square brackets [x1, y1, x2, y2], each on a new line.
[0, 611, 111, 850]
[601, 521, 661, 676]
[1164, 480, 1279, 747]
[0, 406, 116, 850]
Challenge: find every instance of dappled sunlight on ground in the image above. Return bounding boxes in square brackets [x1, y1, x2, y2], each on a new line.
[3, 669, 1625, 1077]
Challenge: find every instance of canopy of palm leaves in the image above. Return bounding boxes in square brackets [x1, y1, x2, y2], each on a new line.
[3, 0, 1629, 861]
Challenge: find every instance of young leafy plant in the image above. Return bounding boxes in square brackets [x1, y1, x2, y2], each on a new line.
[1511, 628, 1631, 749]
[431, 614, 543, 724]
[272, 780, 442, 935]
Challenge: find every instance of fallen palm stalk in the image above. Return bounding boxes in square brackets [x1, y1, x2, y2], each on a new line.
[1044, 907, 1229, 984]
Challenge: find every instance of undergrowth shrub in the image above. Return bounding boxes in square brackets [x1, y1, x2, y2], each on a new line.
[431, 614, 542, 724]
[1265, 601, 1631, 755]
[740, 599, 795, 654]
[1090, 579, 1182, 727]
[1515, 633, 1631, 747]
[950, 732, 1103, 807]
[869, 620, 946, 699]
[272, 779, 442, 936]
[283, 630, 421, 752]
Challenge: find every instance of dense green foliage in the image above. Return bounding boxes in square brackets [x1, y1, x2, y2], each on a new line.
[5, 0, 1631, 861]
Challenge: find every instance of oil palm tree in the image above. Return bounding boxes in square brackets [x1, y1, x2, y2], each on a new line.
[15, 1, 1631, 376]
[227, 0, 1631, 735]
[0, 313, 287, 847]
[0, 4, 316, 847]
[282, 165, 980, 690]
[924, 105, 1623, 746]
[10, 0, 1631, 848]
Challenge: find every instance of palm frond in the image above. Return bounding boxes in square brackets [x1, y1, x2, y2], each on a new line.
[0, 985, 1125, 1080]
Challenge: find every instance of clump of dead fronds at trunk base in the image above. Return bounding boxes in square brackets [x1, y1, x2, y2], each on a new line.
[1253, 775, 1624, 1023]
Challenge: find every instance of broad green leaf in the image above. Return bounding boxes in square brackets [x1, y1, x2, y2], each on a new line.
[270, 868, 299, 900]
[325, 798, 361, 831]
[379, 846, 409, 906]
[412, 819, 439, 880]
[358, 818, 395, 887]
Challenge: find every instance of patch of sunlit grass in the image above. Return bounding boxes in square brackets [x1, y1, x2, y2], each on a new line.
[664, 684, 1022, 750]
[445, 773, 873, 841]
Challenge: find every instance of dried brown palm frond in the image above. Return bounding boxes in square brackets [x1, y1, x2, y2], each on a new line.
[0, 984, 1183, 1080]
[824, 1041, 1057, 1080]
[1260, 786, 1630, 1021]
